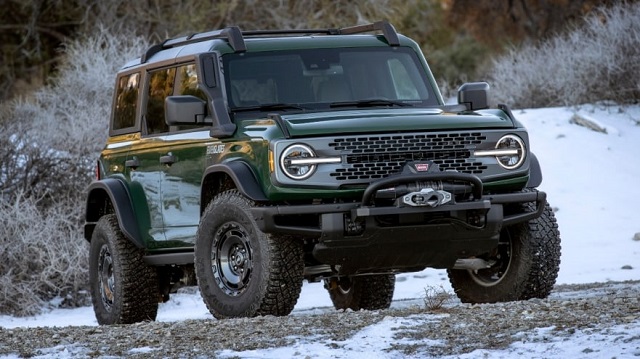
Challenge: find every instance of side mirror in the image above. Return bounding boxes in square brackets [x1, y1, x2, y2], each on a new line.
[165, 95, 210, 125]
[458, 82, 490, 110]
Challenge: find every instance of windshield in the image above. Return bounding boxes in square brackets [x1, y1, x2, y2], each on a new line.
[222, 47, 439, 115]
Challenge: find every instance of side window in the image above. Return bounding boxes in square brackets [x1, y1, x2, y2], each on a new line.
[173, 64, 207, 131]
[146, 68, 176, 134]
[177, 64, 206, 99]
[113, 72, 140, 131]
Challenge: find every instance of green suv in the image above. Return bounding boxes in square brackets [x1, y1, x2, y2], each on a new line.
[84, 22, 561, 324]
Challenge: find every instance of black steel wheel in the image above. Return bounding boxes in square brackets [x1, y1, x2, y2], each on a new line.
[97, 244, 115, 312]
[448, 200, 561, 303]
[212, 222, 253, 296]
[195, 190, 304, 319]
[467, 238, 513, 288]
[89, 214, 159, 325]
[326, 274, 395, 311]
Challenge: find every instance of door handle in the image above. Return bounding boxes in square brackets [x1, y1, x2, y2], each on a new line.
[125, 157, 139, 169]
[160, 153, 176, 165]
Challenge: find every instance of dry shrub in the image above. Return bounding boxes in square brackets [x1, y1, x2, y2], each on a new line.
[0, 193, 88, 316]
[423, 285, 453, 311]
[0, 30, 148, 316]
[488, 2, 640, 108]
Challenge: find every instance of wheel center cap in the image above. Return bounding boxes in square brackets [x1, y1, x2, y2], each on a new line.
[234, 252, 245, 266]
[230, 245, 247, 268]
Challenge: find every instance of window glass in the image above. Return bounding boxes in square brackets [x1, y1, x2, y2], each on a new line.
[223, 47, 437, 114]
[173, 64, 207, 131]
[177, 64, 206, 99]
[388, 58, 420, 100]
[113, 72, 140, 130]
[146, 68, 176, 134]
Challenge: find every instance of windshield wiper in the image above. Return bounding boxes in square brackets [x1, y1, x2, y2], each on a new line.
[329, 99, 413, 108]
[232, 103, 306, 112]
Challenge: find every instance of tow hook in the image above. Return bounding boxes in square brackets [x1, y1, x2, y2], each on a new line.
[401, 188, 452, 207]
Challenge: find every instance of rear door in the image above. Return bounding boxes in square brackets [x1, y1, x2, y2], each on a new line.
[126, 67, 174, 245]
[103, 70, 165, 245]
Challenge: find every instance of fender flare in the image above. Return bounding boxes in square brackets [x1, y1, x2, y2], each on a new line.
[526, 152, 543, 188]
[84, 178, 145, 248]
[201, 161, 267, 211]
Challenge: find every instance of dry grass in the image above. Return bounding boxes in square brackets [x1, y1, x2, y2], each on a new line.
[423, 285, 454, 312]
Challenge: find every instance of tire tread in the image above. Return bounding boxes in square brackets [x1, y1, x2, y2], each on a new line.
[90, 214, 158, 324]
[447, 192, 561, 304]
[195, 190, 304, 318]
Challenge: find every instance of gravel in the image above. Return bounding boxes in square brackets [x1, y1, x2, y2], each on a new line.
[1, 281, 639, 358]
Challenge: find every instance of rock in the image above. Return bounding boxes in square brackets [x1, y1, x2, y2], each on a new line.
[633, 232, 640, 241]
[569, 113, 608, 134]
[621, 265, 633, 270]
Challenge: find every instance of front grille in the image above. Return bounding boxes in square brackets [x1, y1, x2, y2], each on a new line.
[328, 132, 488, 181]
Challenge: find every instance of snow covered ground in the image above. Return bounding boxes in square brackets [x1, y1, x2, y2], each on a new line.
[1, 104, 639, 358]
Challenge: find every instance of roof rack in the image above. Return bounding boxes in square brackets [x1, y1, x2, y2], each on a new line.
[141, 27, 245, 63]
[141, 21, 400, 63]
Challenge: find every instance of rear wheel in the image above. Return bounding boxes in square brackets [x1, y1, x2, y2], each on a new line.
[195, 190, 304, 319]
[447, 201, 561, 303]
[89, 215, 159, 324]
[325, 274, 396, 311]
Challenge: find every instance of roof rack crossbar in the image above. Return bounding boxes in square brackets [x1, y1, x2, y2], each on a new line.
[141, 21, 399, 63]
[141, 26, 245, 63]
[338, 21, 400, 46]
[242, 29, 340, 36]
[241, 21, 399, 45]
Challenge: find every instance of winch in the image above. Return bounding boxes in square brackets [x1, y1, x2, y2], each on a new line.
[401, 188, 452, 207]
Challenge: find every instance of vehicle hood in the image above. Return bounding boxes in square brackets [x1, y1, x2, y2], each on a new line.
[278, 108, 515, 137]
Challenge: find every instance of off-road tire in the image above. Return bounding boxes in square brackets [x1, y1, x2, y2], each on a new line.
[326, 274, 396, 311]
[447, 199, 561, 303]
[195, 190, 304, 319]
[89, 214, 159, 325]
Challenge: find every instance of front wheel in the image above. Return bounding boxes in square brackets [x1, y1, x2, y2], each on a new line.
[325, 274, 396, 311]
[447, 202, 561, 303]
[195, 190, 304, 319]
[89, 215, 159, 325]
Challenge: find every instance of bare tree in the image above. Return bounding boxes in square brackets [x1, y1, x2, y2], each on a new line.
[446, 0, 626, 48]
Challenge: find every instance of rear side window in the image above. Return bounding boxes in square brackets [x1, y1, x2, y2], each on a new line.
[113, 72, 140, 131]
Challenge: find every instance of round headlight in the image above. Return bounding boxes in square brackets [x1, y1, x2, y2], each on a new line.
[280, 144, 316, 180]
[495, 135, 526, 169]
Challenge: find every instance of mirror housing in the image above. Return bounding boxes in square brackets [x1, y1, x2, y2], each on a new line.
[165, 95, 210, 125]
[458, 82, 490, 111]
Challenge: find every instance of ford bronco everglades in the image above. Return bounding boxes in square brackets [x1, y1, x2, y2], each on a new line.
[84, 22, 561, 324]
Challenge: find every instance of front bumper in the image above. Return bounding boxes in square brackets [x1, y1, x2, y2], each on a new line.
[252, 173, 547, 275]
